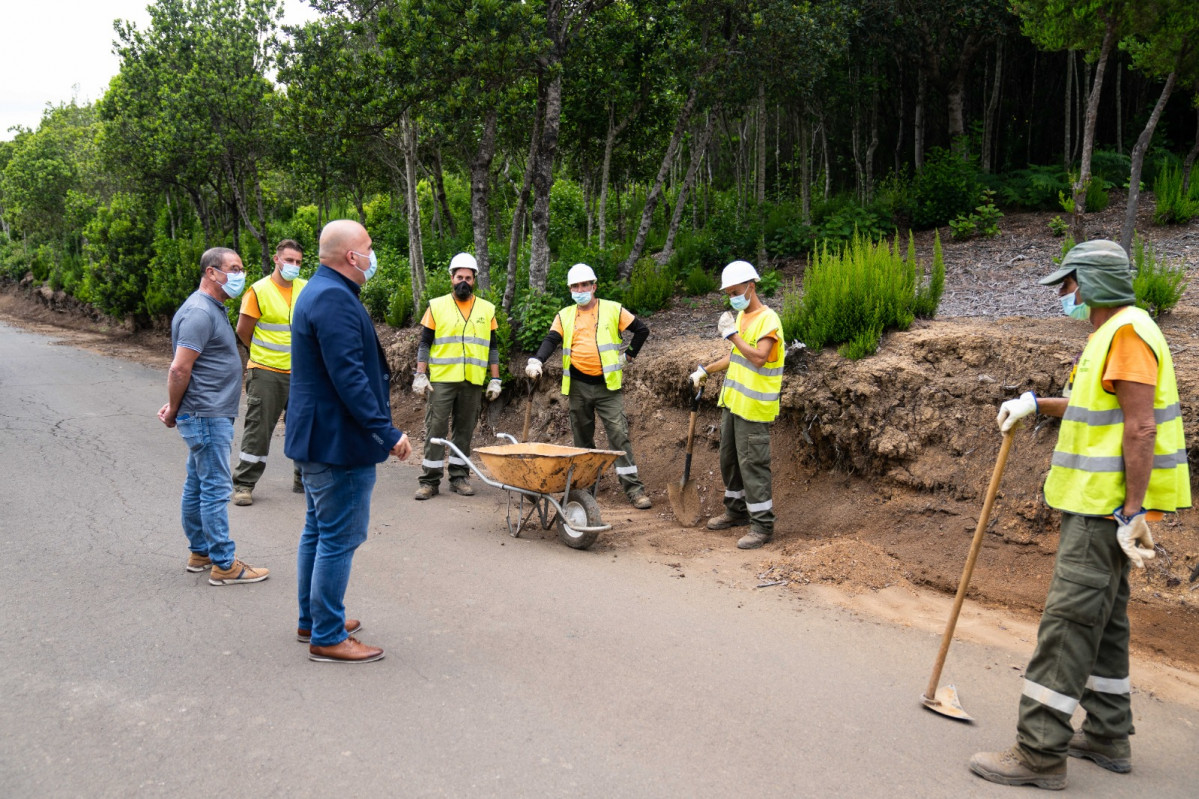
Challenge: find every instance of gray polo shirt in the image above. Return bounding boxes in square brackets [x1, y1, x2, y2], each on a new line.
[171, 290, 241, 418]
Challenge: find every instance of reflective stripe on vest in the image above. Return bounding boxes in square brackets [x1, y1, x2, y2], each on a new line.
[719, 308, 785, 422]
[249, 276, 305, 370]
[1043, 306, 1190, 515]
[427, 294, 495, 386]
[558, 300, 624, 394]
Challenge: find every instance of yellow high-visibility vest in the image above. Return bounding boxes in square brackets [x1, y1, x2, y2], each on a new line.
[558, 300, 624, 394]
[249, 275, 306, 371]
[1043, 306, 1190, 515]
[427, 294, 495, 386]
[719, 307, 785, 422]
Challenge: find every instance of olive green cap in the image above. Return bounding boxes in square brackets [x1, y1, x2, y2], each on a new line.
[1039, 239, 1135, 307]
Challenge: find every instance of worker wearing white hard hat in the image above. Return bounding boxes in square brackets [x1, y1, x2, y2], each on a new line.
[689, 259, 785, 549]
[412, 252, 502, 500]
[526, 263, 653, 509]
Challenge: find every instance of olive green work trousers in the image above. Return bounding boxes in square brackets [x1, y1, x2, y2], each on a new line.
[718, 407, 774, 535]
[233, 367, 298, 489]
[568, 380, 644, 498]
[1016, 511, 1134, 769]
[420, 380, 483, 487]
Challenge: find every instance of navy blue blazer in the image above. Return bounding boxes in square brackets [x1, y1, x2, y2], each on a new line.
[285, 265, 403, 466]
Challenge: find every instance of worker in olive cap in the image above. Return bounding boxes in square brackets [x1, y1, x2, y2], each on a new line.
[413, 253, 502, 500]
[970, 240, 1190, 790]
[526, 263, 653, 509]
[689, 260, 785, 549]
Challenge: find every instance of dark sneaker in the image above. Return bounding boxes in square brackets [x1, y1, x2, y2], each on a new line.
[293, 474, 304, 494]
[737, 530, 772, 549]
[186, 553, 212, 572]
[414, 484, 438, 500]
[969, 747, 1067, 790]
[1068, 730, 1131, 773]
[449, 478, 475, 496]
[233, 486, 253, 506]
[297, 619, 362, 644]
[309, 636, 385, 664]
[209, 559, 270, 585]
[706, 512, 750, 530]
[629, 491, 652, 510]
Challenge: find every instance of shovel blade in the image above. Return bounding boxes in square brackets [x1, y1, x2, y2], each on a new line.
[668, 480, 702, 527]
[921, 684, 974, 722]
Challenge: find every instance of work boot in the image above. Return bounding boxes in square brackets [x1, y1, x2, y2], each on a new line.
[208, 559, 270, 586]
[308, 636, 385, 664]
[186, 553, 212, 573]
[414, 484, 439, 501]
[629, 490, 652, 510]
[707, 511, 750, 530]
[969, 747, 1067, 790]
[293, 473, 304, 494]
[296, 619, 362, 644]
[233, 486, 253, 506]
[737, 529, 772, 549]
[449, 477, 475, 496]
[1068, 730, 1131, 773]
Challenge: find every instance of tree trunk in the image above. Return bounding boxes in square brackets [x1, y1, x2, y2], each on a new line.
[981, 40, 1004, 174]
[947, 34, 980, 153]
[470, 107, 498, 292]
[1071, 23, 1116, 242]
[503, 82, 545, 312]
[402, 114, 427, 311]
[1121, 68, 1177, 252]
[801, 115, 813, 224]
[598, 101, 641, 251]
[1181, 104, 1199, 194]
[1115, 60, 1123, 155]
[619, 85, 701, 279]
[663, 109, 716, 256]
[433, 147, 458, 240]
[865, 76, 879, 203]
[756, 84, 767, 265]
[528, 69, 563, 291]
[914, 68, 927, 172]
[893, 68, 905, 176]
[224, 159, 270, 275]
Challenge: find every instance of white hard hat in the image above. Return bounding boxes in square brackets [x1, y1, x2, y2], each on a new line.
[720, 260, 760, 290]
[566, 263, 597, 285]
[449, 252, 478, 274]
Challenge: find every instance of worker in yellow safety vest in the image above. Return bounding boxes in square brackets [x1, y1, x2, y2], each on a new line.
[232, 239, 307, 505]
[970, 240, 1190, 790]
[412, 253, 502, 500]
[690, 260, 785, 549]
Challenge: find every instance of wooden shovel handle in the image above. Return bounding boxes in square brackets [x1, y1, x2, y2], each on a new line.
[924, 430, 1014, 701]
[522, 377, 535, 443]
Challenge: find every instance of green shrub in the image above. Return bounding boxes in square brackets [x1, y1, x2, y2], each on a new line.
[386, 283, 414, 327]
[682, 264, 717, 295]
[948, 215, 976, 239]
[513, 289, 562, 351]
[1152, 164, 1199, 225]
[1048, 216, 1069, 237]
[909, 148, 981, 229]
[143, 226, 205, 319]
[756, 269, 782, 297]
[82, 192, 155, 321]
[913, 231, 944, 319]
[1059, 174, 1111, 215]
[1132, 234, 1188, 318]
[669, 229, 722, 272]
[997, 165, 1071, 210]
[1053, 235, 1076, 265]
[782, 232, 933, 359]
[359, 245, 409, 322]
[623, 257, 673, 315]
[950, 190, 1003, 240]
[1090, 150, 1131, 188]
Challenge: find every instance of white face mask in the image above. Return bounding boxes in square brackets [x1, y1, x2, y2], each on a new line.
[280, 263, 301, 281]
[216, 269, 245, 298]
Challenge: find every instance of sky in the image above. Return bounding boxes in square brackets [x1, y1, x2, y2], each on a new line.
[0, 0, 321, 140]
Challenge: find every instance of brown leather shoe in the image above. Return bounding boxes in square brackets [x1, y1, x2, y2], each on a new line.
[308, 636, 385, 664]
[296, 619, 363, 643]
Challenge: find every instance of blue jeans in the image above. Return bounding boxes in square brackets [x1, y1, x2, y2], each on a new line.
[176, 414, 236, 569]
[296, 461, 377, 647]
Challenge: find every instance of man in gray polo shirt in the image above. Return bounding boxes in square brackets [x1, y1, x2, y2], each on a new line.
[158, 247, 269, 585]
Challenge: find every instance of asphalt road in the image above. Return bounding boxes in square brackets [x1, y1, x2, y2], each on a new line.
[2, 320, 1197, 798]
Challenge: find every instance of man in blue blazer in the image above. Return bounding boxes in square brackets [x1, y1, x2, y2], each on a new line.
[285, 219, 412, 664]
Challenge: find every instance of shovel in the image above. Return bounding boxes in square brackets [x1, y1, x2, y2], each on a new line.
[521, 376, 536, 443]
[668, 384, 705, 527]
[921, 429, 1014, 722]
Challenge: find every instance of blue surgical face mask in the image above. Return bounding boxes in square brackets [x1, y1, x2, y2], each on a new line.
[572, 291, 592, 305]
[220, 270, 245, 298]
[1060, 291, 1089, 320]
[280, 263, 301, 281]
[729, 290, 750, 311]
[352, 250, 377, 281]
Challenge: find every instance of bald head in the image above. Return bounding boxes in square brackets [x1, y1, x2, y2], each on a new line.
[319, 220, 372, 284]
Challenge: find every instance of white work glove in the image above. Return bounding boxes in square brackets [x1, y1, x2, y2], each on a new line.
[412, 372, 432, 396]
[1114, 506, 1155, 569]
[525, 358, 542, 379]
[717, 311, 738, 339]
[485, 378, 502, 401]
[996, 391, 1038, 432]
[689, 364, 708, 389]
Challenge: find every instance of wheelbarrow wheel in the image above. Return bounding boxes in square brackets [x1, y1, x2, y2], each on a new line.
[556, 490, 602, 550]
